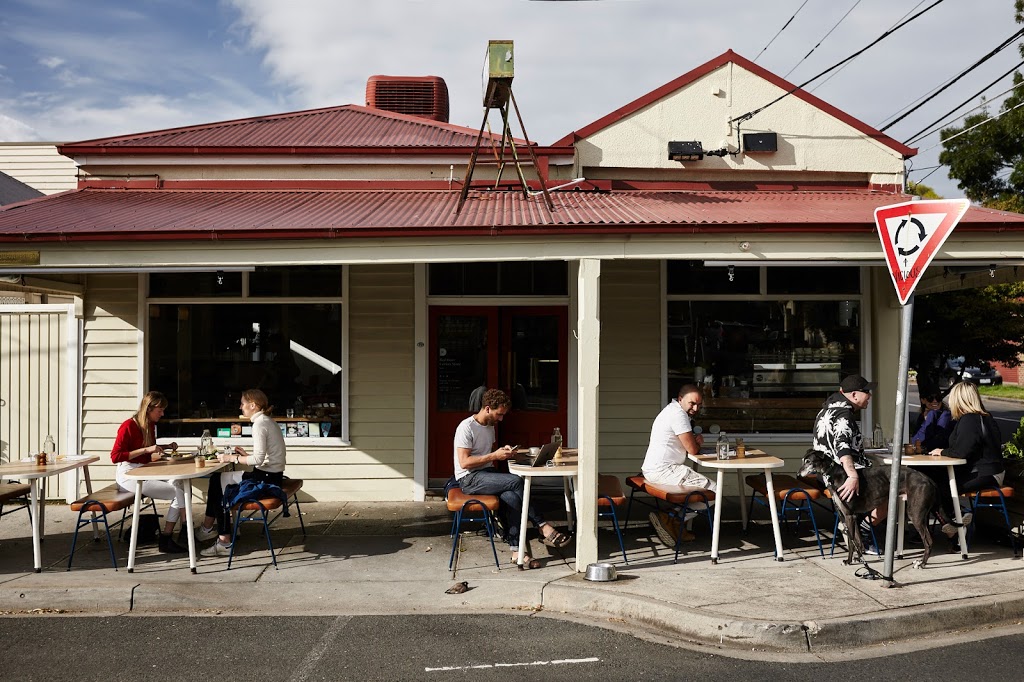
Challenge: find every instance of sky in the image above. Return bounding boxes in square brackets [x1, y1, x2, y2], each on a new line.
[1, 0, 1021, 199]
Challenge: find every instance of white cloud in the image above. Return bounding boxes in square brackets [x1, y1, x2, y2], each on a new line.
[38, 55, 64, 69]
[0, 112, 39, 140]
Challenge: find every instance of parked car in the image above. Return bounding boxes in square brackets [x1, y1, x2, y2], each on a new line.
[940, 356, 1003, 388]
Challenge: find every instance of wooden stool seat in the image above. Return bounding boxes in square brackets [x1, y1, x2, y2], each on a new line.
[226, 478, 306, 570]
[626, 475, 717, 504]
[236, 478, 304, 511]
[71, 485, 135, 513]
[446, 488, 500, 512]
[745, 474, 822, 501]
[0, 482, 31, 505]
[961, 486, 1015, 499]
[597, 474, 626, 506]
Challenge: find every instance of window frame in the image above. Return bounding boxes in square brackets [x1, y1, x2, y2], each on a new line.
[143, 267, 349, 446]
[662, 262, 871, 441]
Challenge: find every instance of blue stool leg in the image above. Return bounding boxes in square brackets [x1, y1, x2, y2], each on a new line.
[479, 505, 501, 570]
[600, 496, 628, 564]
[448, 509, 463, 570]
[67, 509, 86, 571]
[227, 506, 243, 570]
[255, 503, 278, 569]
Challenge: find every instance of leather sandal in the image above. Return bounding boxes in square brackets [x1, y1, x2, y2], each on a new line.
[542, 529, 572, 549]
[512, 554, 542, 570]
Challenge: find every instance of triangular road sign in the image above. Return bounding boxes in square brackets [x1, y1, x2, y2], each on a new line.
[874, 198, 970, 305]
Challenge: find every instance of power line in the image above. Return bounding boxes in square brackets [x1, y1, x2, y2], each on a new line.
[919, 97, 1024, 153]
[730, 0, 946, 125]
[879, 26, 1024, 132]
[905, 64, 1024, 145]
[811, 0, 929, 92]
[783, 0, 863, 79]
[754, 0, 810, 63]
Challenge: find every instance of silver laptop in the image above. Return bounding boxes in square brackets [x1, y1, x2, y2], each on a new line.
[517, 441, 559, 467]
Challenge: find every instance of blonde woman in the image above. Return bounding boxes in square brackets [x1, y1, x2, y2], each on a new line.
[927, 382, 1005, 536]
[110, 391, 187, 553]
[196, 389, 287, 557]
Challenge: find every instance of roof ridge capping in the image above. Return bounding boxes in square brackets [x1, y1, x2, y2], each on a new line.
[551, 49, 916, 157]
[58, 103, 514, 150]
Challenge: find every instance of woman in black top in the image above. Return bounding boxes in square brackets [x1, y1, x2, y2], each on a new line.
[927, 381, 1005, 536]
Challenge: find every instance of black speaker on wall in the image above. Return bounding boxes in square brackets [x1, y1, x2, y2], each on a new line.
[742, 132, 778, 153]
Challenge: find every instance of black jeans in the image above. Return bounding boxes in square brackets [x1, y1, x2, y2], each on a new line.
[917, 465, 999, 520]
[205, 468, 284, 534]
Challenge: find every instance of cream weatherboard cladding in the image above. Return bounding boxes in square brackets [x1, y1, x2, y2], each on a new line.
[597, 260, 663, 483]
[0, 143, 78, 195]
[0, 306, 70, 498]
[79, 274, 141, 488]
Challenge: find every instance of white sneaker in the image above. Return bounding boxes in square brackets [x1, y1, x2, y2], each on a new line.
[200, 541, 232, 558]
[195, 525, 218, 541]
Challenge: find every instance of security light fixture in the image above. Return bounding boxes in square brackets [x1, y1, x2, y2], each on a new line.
[668, 141, 704, 162]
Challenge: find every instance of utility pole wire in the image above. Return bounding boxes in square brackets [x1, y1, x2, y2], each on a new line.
[919, 97, 1024, 153]
[905, 64, 1024, 145]
[811, 0, 929, 93]
[880, 26, 1024, 131]
[729, 0, 946, 124]
[754, 0, 810, 63]
[783, 0, 863, 79]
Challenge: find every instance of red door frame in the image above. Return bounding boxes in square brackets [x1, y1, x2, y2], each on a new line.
[428, 305, 568, 479]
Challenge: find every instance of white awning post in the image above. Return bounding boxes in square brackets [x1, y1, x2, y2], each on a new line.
[575, 258, 600, 571]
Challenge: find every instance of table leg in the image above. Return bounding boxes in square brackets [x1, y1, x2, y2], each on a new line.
[127, 482, 143, 573]
[29, 479, 42, 572]
[736, 470, 749, 531]
[896, 495, 906, 559]
[947, 465, 969, 559]
[563, 476, 575, 533]
[517, 477, 532, 567]
[183, 483, 197, 574]
[710, 469, 725, 564]
[764, 469, 785, 562]
[39, 477, 47, 543]
[83, 465, 100, 540]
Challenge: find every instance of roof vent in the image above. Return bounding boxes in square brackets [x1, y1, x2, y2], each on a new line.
[366, 75, 449, 122]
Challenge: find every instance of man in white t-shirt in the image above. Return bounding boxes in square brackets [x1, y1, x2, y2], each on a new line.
[454, 388, 571, 569]
[641, 383, 717, 547]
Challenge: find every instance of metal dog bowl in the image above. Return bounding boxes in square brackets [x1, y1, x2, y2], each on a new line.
[584, 562, 618, 582]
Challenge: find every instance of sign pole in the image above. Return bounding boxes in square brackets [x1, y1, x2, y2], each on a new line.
[881, 293, 913, 584]
[872, 196, 968, 585]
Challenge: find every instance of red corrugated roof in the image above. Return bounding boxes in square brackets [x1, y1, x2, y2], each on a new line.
[58, 104, 535, 153]
[552, 50, 917, 157]
[0, 188, 1020, 242]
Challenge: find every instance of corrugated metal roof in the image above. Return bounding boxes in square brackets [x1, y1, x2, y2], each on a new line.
[1, 188, 1021, 242]
[59, 105, 519, 151]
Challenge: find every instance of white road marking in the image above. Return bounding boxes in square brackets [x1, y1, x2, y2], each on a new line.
[426, 657, 600, 672]
[289, 615, 352, 682]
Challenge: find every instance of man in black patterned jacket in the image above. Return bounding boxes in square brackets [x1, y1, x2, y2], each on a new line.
[811, 374, 887, 547]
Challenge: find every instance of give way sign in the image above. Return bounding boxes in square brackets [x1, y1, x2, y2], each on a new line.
[874, 198, 970, 305]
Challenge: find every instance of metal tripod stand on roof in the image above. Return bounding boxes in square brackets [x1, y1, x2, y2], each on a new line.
[455, 75, 553, 216]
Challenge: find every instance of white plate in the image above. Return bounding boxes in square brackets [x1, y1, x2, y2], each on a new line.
[63, 455, 91, 461]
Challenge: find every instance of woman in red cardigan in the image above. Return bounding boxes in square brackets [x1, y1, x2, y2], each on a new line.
[111, 391, 187, 553]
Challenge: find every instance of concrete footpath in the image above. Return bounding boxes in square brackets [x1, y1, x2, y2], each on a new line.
[1, 496, 1023, 654]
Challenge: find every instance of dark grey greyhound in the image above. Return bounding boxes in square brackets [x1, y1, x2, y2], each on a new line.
[798, 449, 939, 568]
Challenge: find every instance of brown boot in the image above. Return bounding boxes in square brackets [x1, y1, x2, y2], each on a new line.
[649, 511, 695, 548]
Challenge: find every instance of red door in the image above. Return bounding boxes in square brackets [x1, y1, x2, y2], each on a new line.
[428, 306, 568, 479]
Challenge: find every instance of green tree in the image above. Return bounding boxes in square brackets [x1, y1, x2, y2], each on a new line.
[938, 1, 1024, 209]
[910, 283, 1024, 390]
[905, 181, 941, 199]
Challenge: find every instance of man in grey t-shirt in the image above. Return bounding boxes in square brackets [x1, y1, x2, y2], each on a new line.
[454, 388, 571, 569]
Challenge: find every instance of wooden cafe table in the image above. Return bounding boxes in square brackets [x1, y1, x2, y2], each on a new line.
[883, 453, 970, 559]
[124, 458, 230, 573]
[688, 449, 786, 563]
[0, 456, 99, 572]
[508, 449, 579, 568]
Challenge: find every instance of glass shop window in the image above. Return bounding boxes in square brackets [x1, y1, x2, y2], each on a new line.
[429, 262, 568, 296]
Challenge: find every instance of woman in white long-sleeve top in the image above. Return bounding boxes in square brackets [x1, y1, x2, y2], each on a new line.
[195, 388, 287, 557]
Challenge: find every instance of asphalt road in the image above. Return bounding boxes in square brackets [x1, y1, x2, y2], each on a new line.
[908, 384, 1023, 442]
[3, 614, 1024, 681]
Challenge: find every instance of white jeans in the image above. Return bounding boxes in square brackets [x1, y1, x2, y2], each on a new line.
[643, 464, 717, 514]
[116, 462, 186, 524]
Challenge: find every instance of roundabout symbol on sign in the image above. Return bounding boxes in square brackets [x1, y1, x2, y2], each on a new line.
[895, 216, 926, 258]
